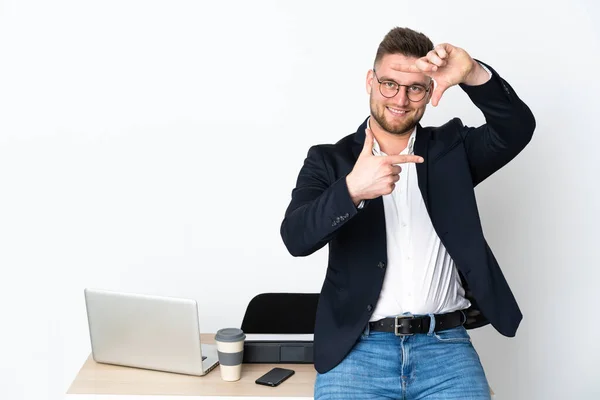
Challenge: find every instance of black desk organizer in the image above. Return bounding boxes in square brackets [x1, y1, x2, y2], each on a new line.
[240, 293, 318, 364]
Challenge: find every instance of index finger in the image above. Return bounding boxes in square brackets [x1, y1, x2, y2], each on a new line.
[389, 63, 421, 73]
[384, 154, 424, 164]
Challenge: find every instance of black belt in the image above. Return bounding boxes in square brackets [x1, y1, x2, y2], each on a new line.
[369, 310, 465, 336]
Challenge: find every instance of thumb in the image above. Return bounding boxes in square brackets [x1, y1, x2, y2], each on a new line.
[361, 128, 374, 156]
[431, 83, 448, 107]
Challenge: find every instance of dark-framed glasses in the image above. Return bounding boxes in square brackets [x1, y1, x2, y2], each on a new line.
[373, 69, 430, 102]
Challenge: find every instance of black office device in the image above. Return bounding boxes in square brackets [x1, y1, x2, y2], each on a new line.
[241, 293, 317, 364]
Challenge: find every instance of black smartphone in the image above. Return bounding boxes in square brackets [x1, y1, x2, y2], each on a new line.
[255, 367, 295, 387]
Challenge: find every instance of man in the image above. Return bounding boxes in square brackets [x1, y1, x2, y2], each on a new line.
[280, 27, 535, 399]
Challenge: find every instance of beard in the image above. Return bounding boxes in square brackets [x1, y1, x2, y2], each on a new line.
[370, 97, 423, 136]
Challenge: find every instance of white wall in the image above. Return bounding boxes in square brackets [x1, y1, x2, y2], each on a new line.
[1, 1, 598, 399]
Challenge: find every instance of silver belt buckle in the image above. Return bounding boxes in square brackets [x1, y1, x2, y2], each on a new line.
[394, 314, 415, 336]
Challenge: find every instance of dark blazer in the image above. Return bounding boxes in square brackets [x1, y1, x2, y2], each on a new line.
[280, 62, 536, 374]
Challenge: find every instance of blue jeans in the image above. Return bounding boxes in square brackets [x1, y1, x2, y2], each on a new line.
[315, 315, 491, 400]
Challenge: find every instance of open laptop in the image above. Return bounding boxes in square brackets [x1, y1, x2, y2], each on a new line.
[84, 288, 219, 376]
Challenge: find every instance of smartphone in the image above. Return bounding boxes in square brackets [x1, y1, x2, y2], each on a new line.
[255, 367, 295, 387]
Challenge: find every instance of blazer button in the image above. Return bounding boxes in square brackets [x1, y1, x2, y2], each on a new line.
[366, 304, 373, 312]
[377, 261, 386, 269]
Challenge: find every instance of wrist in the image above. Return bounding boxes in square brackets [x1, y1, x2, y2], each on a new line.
[463, 60, 490, 86]
[345, 174, 362, 206]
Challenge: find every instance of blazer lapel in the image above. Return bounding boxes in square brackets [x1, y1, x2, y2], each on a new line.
[414, 124, 430, 212]
[351, 118, 368, 160]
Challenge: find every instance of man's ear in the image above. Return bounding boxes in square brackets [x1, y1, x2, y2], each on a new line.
[366, 69, 374, 95]
[426, 79, 435, 103]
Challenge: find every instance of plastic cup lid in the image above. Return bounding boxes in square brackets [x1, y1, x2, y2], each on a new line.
[215, 328, 246, 342]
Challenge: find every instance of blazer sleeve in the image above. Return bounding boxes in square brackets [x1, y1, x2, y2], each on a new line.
[280, 145, 359, 257]
[458, 60, 536, 186]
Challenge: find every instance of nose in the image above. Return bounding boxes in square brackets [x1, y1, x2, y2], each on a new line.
[394, 86, 410, 106]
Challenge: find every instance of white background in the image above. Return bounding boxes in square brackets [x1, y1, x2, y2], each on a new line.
[1, 1, 599, 399]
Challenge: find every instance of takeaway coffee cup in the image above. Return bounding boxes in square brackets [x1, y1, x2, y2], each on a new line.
[214, 328, 246, 381]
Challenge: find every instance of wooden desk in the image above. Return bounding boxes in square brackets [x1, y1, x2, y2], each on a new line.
[67, 334, 316, 398]
[67, 334, 495, 399]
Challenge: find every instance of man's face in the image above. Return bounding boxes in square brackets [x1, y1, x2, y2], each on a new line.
[367, 53, 432, 136]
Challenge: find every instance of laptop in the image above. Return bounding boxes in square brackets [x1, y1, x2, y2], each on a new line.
[84, 288, 219, 376]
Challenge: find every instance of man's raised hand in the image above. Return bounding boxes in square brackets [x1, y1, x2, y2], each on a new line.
[346, 129, 424, 205]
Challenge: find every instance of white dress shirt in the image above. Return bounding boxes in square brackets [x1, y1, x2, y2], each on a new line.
[365, 122, 471, 321]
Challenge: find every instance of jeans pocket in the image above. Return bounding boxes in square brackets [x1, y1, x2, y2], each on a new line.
[433, 326, 471, 343]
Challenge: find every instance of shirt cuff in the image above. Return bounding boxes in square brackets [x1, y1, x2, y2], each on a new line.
[357, 200, 365, 209]
[478, 62, 492, 78]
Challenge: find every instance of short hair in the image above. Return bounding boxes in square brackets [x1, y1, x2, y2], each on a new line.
[374, 27, 434, 68]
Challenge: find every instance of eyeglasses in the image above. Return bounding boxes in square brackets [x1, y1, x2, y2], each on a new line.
[373, 69, 430, 102]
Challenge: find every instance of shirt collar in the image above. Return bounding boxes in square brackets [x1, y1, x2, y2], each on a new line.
[367, 117, 416, 156]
